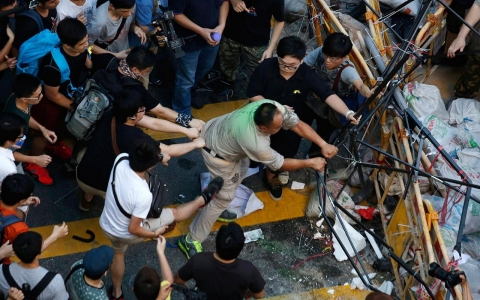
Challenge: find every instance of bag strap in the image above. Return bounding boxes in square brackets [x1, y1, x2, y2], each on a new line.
[2, 264, 20, 290]
[111, 156, 132, 219]
[18, 10, 44, 32]
[0, 214, 22, 230]
[64, 263, 84, 284]
[111, 117, 120, 156]
[50, 47, 71, 84]
[332, 63, 354, 93]
[108, 17, 127, 46]
[29, 271, 57, 299]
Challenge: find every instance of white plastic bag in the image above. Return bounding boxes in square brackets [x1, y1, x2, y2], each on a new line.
[379, 0, 419, 16]
[333, 215, 367, 261]
[423, 115, 462, 157]
[448, 98, 480, 125]
[404, 82, 449, 122]
[457, 122, 480, 149]
[458, 148, 480, 172]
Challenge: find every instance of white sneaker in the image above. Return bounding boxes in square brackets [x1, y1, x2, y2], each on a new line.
[278, 171, 289, 185]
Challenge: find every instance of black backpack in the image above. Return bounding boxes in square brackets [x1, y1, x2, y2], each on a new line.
[2, 264, 57, 300]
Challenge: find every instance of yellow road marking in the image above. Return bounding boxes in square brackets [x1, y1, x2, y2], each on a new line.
[266, 284, 371, 299]
[143, 100, 248, 140]
[31, 188, 310, 259]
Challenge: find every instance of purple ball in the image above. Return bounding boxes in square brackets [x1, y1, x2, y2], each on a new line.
[211, 32, 222, 42]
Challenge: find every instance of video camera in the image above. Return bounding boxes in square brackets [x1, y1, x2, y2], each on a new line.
[428, 262, 465, 289]
[171, 283, 207, 300]
[0, 0, 38, 19]
[149, 7, 186, 58]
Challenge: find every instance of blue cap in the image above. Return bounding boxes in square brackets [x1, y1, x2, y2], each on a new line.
[83, 245, 114, 279]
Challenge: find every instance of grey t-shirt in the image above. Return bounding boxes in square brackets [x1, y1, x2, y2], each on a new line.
[202, 100, 299, 171]
[88, 2, 135, 53]
[304, 47, 360, 96]
[0, 264, 68, 300]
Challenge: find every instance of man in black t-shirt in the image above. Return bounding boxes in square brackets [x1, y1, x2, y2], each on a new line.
[76, 89, 205, 211]
[215, 0, 284, 95]
[27, 17, 90, 185]
[247, 36, 360, 200]
[12, 0, 59, 57]
[170, 0, 229, 113]
[175, 222, 266, 300]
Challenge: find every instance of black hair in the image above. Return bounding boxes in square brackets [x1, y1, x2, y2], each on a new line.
[12, 73, 41, 99]
[1, 174, 35, 206]
[365, 292, 395, 300]
[57, 17, 88, 47]
[37, 0, 53, 5]
[0, 0, 16, 9]
[322, 32, 353, 58]
[133, 266, 160, 300]
[126, 46, 156, 71]
[277, 36, 307, 60]
[0, 113, 25, 147]
[13, 232, 43, 264]
[109, 0, 135, 10]
[253, 103, 280, 127]
[128, 139, 159, 172]
[113, 90, 144, 123]
[216, 222, 245, 260]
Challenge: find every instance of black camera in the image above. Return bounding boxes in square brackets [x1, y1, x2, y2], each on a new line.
[428, 262, 465, 289]
[150, 8, 185, 58]
[171, 283, 207, 300]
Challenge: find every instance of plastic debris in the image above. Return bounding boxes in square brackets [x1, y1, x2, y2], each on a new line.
[378, 281, 393, 295]
[365, 229, 384, 259]
[316, 218, 324, 227]
[291, 181, 305, 190]
[244, 229, 264, 244]
[327, 289, 335, 295]
[350, 273, 376, 290]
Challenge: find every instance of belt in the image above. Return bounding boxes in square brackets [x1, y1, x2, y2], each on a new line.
[203, 147, 225, 160]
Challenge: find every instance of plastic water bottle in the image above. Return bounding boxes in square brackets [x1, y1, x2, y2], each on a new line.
[211, 32, 221, 42]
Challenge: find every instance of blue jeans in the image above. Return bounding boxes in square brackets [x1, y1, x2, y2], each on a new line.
[173, 45, 219, 114]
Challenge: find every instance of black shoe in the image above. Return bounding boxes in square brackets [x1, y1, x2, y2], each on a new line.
[191, 90, 204, 109]
[264, 175, 283, 201]
[351, 179, 375, 204]
[215, 79, 233, 96]
[201, 176, 224, 205]
[217, 209, 237, 222]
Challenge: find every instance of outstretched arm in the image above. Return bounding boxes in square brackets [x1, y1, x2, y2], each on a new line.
[289, 120, 338, 158]
[136, 115, 200, 139]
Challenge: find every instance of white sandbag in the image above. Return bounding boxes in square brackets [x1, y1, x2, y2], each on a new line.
[348, 147, 374, 187]
[448, 98, 480, 126]
[335, 13, 369, 53]
[404, 82, 449, 122]
[333, 215, 367, 261]
[423, 115, 461, 157]
[457, 122, 480, 149]
[458, 148, 480, 172]
[380, 0, 420, 16]
[306, 182, 361, 224]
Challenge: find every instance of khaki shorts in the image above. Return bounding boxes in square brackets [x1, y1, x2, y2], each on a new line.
[102, 208, 175, 253]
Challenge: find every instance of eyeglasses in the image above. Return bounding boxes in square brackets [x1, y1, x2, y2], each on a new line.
[158, 153, 164, 162]
[17, 134, 24, 139]
[137, 108, 146, 113]
[324, 55, 342, 62]
[24, 92, 42, 101]
[278, 58, 301, 71]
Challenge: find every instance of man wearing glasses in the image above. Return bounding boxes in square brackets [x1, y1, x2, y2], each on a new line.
[3, 73, 57, 184]
[247, 36, 360, 201]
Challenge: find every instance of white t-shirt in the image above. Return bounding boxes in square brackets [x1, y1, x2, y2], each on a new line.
[56, 0, 97, 30]
[100, 153, 152, 239]
[0, 147, 17, 188]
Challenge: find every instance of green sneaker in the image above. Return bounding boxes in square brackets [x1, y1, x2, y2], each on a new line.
[177, 234, 202, 259]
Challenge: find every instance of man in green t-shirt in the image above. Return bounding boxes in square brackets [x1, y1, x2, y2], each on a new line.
[3, 74, 57, 185]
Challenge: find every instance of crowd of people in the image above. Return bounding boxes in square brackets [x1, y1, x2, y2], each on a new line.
[0, 0, 477, 297]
